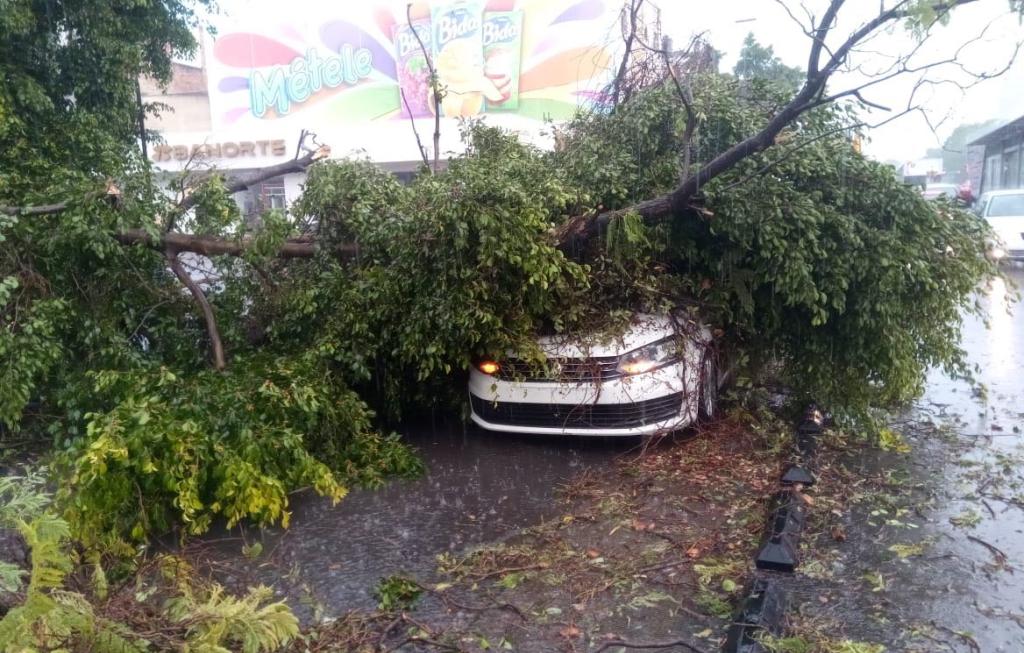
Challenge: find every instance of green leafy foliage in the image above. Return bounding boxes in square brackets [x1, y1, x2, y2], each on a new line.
[283, 130, 588, 413]
[165, 585, 298, 653]
[374, 575, 423, 612]
[55, 356, 419, 541]
[758, 633, 885, 653]
[733, 33, 805, 92]
[554, 73, 1000, 425]
[0, 0, 1007, 547]
[0, 282, 68, 428]
[0, 473, 299, 653]
[1, 0, 425, 538]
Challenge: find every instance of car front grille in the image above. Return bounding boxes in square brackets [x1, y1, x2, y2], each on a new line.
[497, 356, 621, 383]
[471, 392, 684, 430]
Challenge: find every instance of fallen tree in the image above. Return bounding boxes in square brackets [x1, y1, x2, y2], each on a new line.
[0, 0, 1019, 545]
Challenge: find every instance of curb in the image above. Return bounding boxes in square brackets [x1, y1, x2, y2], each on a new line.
[720, 406, 824, 652]
[721, 579, 787, 653]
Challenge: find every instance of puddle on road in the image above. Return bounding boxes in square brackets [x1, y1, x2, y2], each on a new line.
[186, 419, 634, 618]
[186, 269, 1024, 643]
[921, 269, 1024, 651]
[788, 268, 1024, 651]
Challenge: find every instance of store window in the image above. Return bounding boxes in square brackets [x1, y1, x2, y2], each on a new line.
[985, 154, 1001, 191]
[1003, 147, 1021, 189]
[259, 177, 287, 211]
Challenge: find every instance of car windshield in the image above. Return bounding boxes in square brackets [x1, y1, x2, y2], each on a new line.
[987, 194, 1024, 217]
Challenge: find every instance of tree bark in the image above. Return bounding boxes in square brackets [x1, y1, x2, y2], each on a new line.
[167, 252, 226, 370]
[116, 229, 360, 259]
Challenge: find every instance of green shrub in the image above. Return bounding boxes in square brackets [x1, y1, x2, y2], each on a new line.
[55, 356, 418, 541]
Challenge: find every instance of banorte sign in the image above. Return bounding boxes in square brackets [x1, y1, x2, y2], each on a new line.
[151, 139, 288, 162]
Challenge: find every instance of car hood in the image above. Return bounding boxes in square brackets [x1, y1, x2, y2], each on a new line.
[987, 215, 1024, 248]
[534, 314, 683, 359]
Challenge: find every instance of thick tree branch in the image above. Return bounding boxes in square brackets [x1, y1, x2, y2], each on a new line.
[1, 182, 121, 217]
[807, 0, 846, 75]
[115, 229, 359, 259]
[712, 105, 922, 196]
[167, 252, 226, 370]
[557, 0, 991, 247]
[176, 145, 329, 214]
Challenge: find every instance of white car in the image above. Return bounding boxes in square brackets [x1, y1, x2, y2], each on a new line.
[977, 189, 1024, 261]
[468, 313, 720, 437]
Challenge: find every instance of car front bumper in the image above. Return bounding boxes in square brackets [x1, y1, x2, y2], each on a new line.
[468, 361, 697, 437]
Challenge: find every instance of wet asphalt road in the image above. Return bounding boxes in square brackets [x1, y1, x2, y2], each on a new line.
[190, 419, 634, 617]
[194, 267, 1024, 647]
[891, 265, 1024, 651]
[787, 266, 1024, 651]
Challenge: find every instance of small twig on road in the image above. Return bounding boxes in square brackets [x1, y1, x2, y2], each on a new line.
[914, 628, 959, 652]
[966, 535, 1010, 567]
[982, 492, 1024, 510]
[636, 559, 692, 575]
[386, 636, 460, 653]
[383, 613, 463, 653]
[375, 615, 404, 652]
[412, 580, 527, 621]
[468, 562, 549, 581]
[931, 621, 981, 653]
[592, 639, 707, 653]
[980, 498, 996, 520]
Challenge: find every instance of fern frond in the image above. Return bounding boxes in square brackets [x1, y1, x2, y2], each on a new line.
[0, 560, 26, 593]
[19, 515, 73, 592]
[0, 592, 58, 647]
[0, 470, 51, 525]
[174, 584, 299, 653]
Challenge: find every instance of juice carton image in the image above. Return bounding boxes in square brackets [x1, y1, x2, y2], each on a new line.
[393, 20, 434, 118]
[482, 11, 523, 111]
[431, 0, 489, 117]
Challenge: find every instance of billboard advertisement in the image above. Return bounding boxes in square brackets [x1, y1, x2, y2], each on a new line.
[204, 0, 621, 161]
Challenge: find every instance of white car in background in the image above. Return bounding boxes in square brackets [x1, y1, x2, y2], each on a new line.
[977, 189, 1024, 261]
[468, 313, 721, 437]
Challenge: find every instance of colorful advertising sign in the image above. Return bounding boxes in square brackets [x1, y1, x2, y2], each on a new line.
[205, 0, 619, 159]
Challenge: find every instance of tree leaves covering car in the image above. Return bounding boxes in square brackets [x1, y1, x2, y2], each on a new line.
[0, 1, 1002, 543]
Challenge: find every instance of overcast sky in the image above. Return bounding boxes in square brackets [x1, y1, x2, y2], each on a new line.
[658, 0, 1024, 164]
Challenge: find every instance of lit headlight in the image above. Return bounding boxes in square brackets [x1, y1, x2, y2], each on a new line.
[615, 337, 680, 376]
[475, 359, 501, 375]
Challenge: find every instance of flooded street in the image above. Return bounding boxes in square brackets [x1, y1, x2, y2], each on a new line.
[901, 265, 1024, 650]
[791, 266, 1024, 651]
[190, 268, 1024, 648]
[188, 420, 633, 618]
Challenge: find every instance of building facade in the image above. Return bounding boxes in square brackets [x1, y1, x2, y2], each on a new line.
[142, 0, 629, 214]
[968, 115, 1024, 195]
